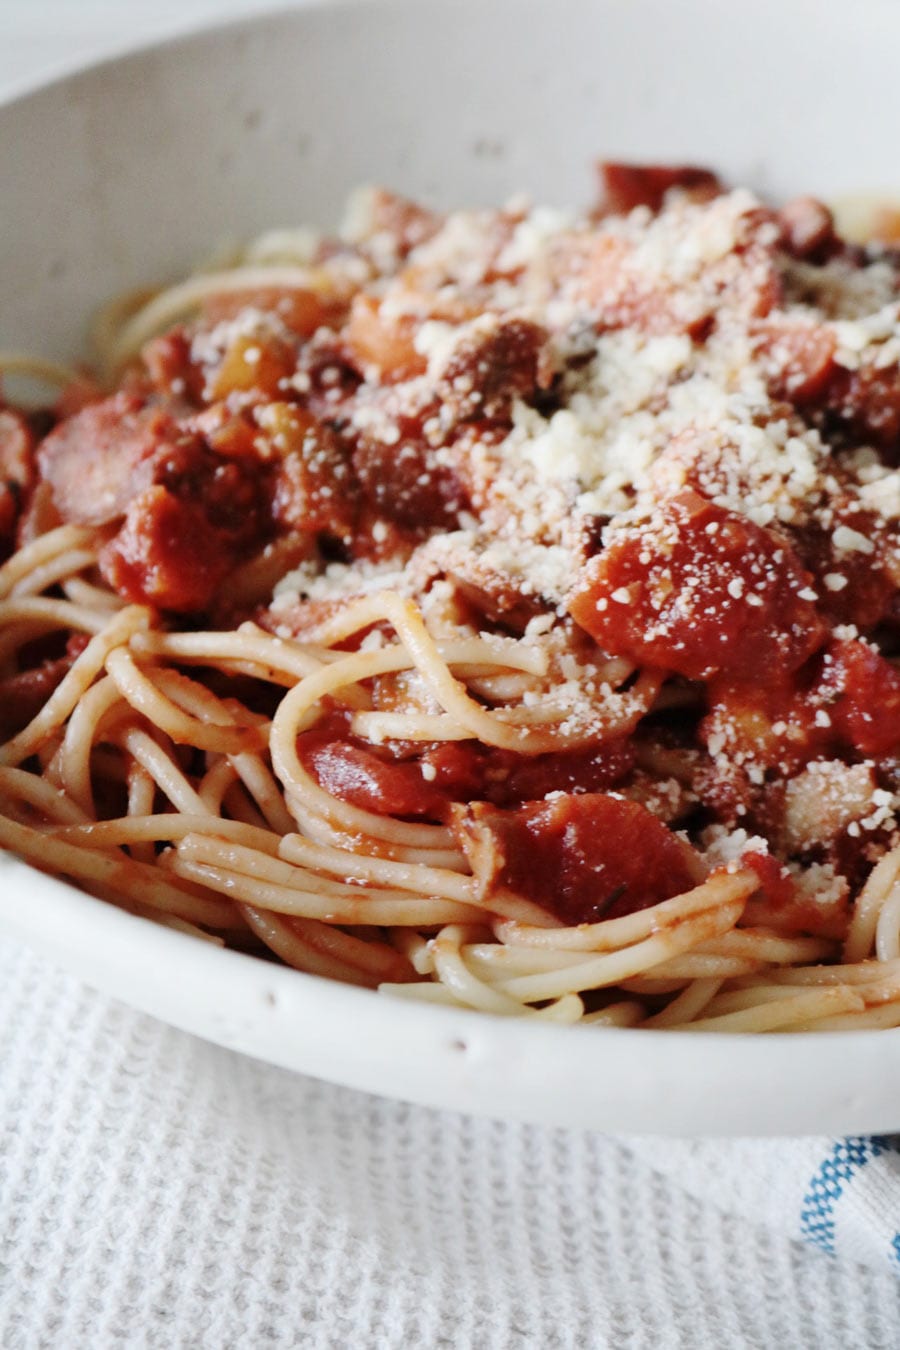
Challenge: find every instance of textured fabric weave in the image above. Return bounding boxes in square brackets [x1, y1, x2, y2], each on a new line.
[625, 1132, 900, 1272]
[4, 6, 900, 1346]
[2, 938, 900, 1349]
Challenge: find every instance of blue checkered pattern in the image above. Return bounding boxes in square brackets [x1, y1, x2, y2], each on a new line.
[800, 1138, 889, 1254]
[800, 1137, 900, 1260]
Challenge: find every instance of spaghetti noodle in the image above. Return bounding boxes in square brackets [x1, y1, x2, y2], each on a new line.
[5, 164, 900, 1030]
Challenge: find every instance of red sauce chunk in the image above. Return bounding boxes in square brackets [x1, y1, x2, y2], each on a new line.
[0, 634, 89, 740]
[0, 409, 34, 554]
[452, 793, 699, 925]
[754, 319, 837, 405]
[788, 510, 896, 630]
[598, 162, 722, 215]
[739, 849, 848, 939]
[37, 392, 183, 527]
[15, 171, 900, 963]
[776, 197, 839, 261]
[36, 391, 280, 612]
[741, 851, 795, 908]
[821, 638, 900, 756]
[351, 425, 468, 530]
[297, 720, 457, 819]
[434, 317, 549, 423]
[567, 488, 827, 680]
[705, 640, 900, 765]
[701, 673, 830, 773]
[99, 486, 239, 613]
[297, 719, 636, 822]
[483, 740, 635, 805]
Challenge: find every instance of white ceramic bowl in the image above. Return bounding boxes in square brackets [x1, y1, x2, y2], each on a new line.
[5, 0, 900, 1135]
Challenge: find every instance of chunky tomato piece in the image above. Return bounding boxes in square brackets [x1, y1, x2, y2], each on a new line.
[298, 718, 636, 822]
[345, 294, 427, 383]
[826, 361, 900, 456]
[37, 390, 276, 611]
[37, 393, 183, 526]
[568, 489, 827, 681]
[142, 328, 205, 401]
[560, 199, 780, 335]
[434, 317, 549, 423]
[297, 721, 453, 820]
[777, 197, 838, 261]
[598, 162, 722, 215]
[261, 403, 356, 540]
[740, 849, 849, 939]
[488, 741, 635, 805]
[99, 486, 237, 613]
[759, 314, 900, 454]
[201, 286, 341, 337]
[209, 333, 297, 402]
[821, 639, 900, 756]
[742, 852, 795, 907]
[754, 319, 837, 404]
[421, 738, 635, 808]
[788, 510, 895, 630]
[701, 673, 830, 773]
[453, 793, 699, 925]
[706, 640, 900, 765]
[352, 417, 468, 529]
[0, 409, 34, 553]
[364, 188, 443, 255]
[312, 741, 450, 818]
[563, 233, 709, 336]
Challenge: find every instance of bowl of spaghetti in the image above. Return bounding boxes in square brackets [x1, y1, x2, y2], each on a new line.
[5, 0, 900, 1134]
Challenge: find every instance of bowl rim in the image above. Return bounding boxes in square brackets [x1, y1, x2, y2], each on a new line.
[8, 847, 900, 1138]
[6, 0, 888, 112]
[0, 0, 331, 107]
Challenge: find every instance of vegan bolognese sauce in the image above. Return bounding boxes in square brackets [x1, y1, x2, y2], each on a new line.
[3, 164, 900, 1030]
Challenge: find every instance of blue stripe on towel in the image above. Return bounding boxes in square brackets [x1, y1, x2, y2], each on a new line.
[800, 1137, 890, 1254]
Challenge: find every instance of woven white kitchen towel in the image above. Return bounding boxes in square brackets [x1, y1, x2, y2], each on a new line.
[2, 936, 900, 1350]
[626, 1131, 900, 1274]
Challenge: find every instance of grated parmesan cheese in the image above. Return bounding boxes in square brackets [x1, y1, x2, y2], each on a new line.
[213, 173, 900, 902]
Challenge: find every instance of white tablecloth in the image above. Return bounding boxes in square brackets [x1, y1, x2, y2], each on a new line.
[4, 936, 900, 1350]
[3, 7, 900, 1346]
